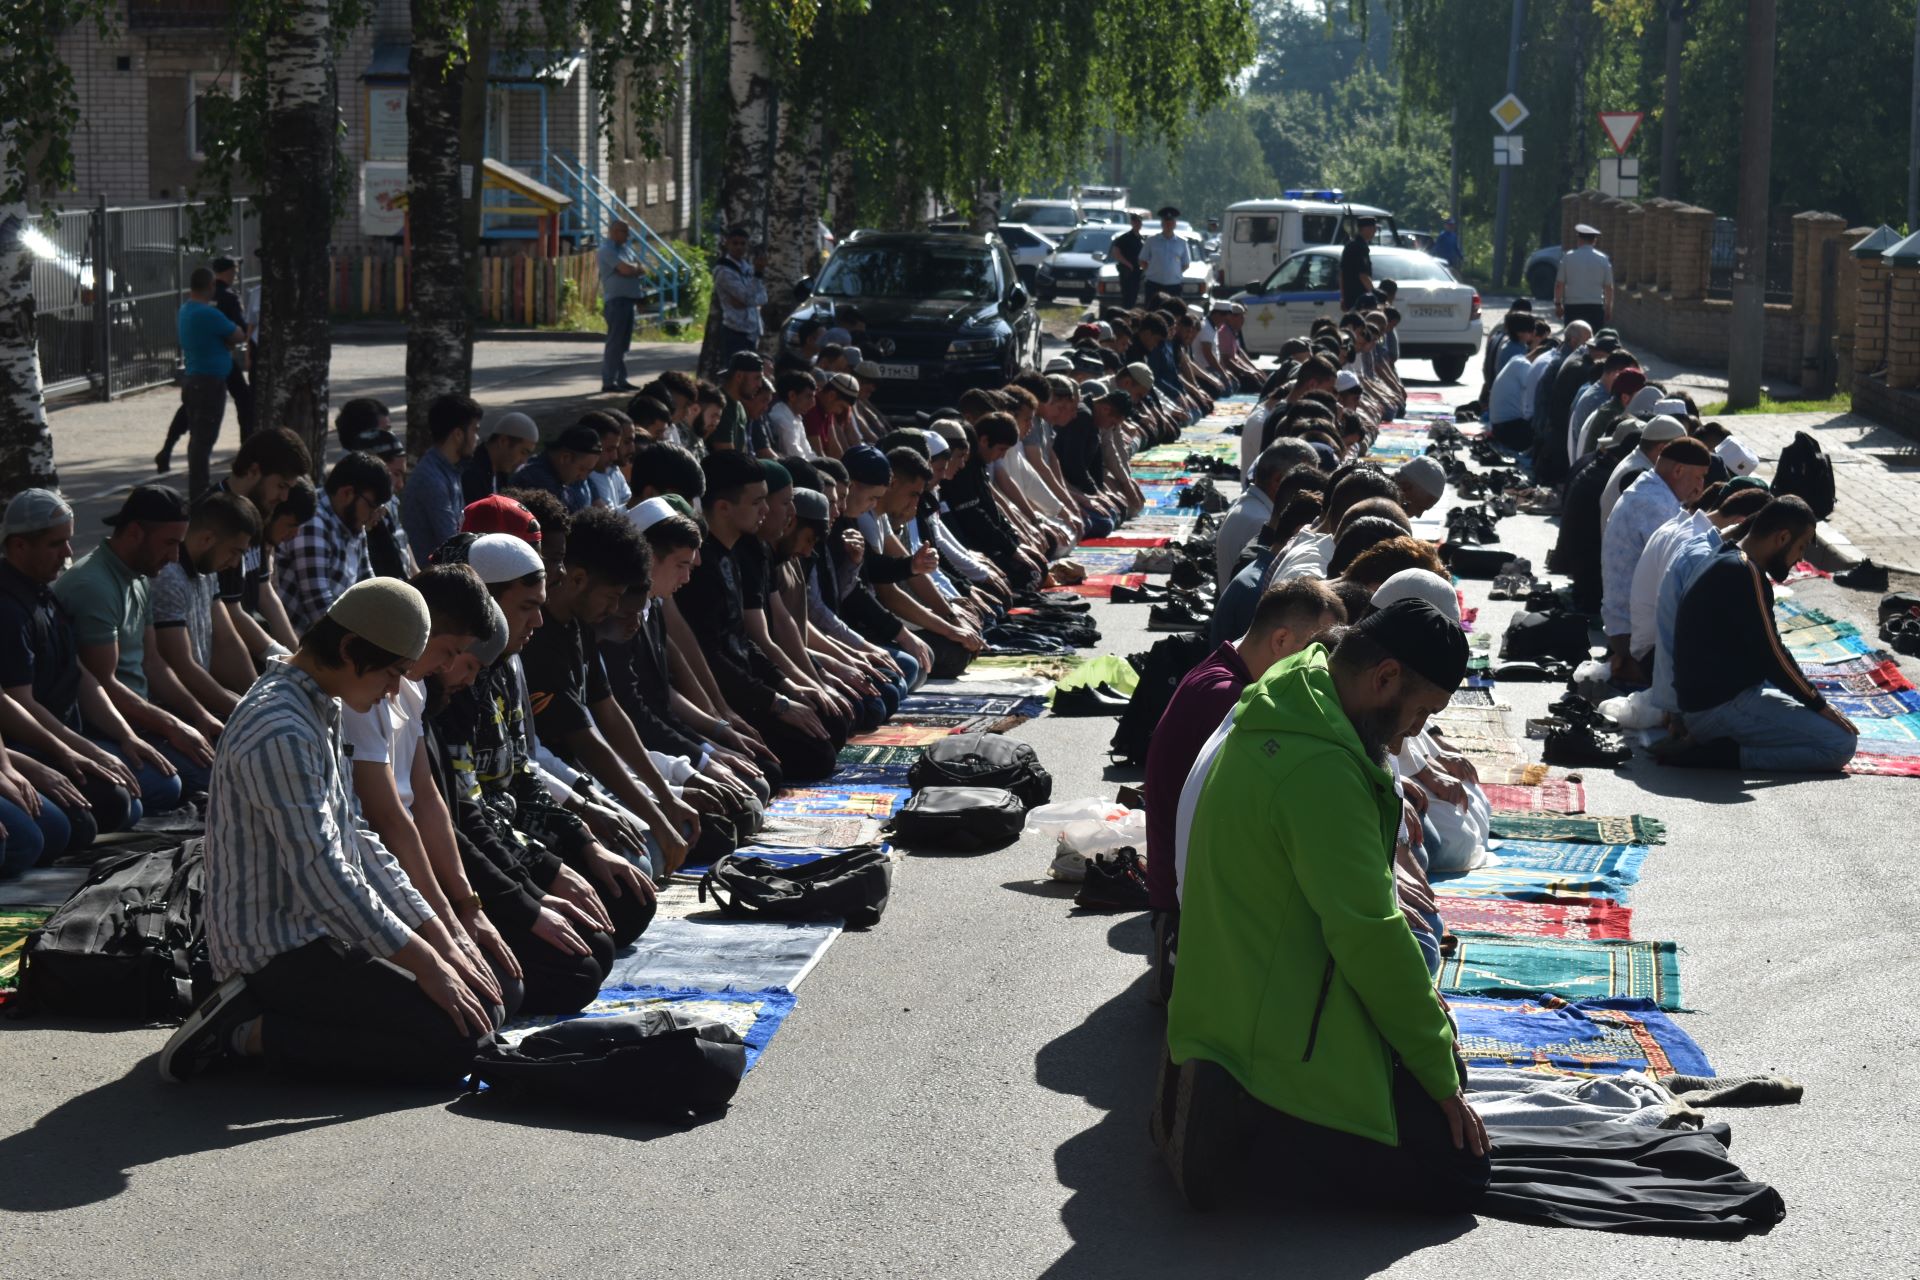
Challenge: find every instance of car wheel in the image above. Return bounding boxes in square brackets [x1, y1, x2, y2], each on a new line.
[1432, 354, 1468, 385]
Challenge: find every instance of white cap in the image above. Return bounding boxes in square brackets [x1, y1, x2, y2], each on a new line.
[1575, 223, 1601, 236]
[1651, 397, 1691, 417]
[1395, 455, 1448, 500]
[1640, 415, 1688, 444]
[1627, 386, 1664, 418]
[1334, 369, 1362, 393]
[1715, 435, 1760, 476]
[467, 532, 546, 584]
[487, 411, 539, 443]
[922, 430, 950, 458]
[625, 496, 679, 532]
[1371, 569, 1461, 625]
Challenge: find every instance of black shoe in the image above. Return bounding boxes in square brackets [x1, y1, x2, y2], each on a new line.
[1168, 559, 1210, 592]
[1109, 583, 1167, 604]
[1148, 602, 1211, 632]
[1836, 559, 1890, 591]
[1075, 847, 1150, 910]
[158, 975, 261, 1083]
[1548, 691, 1608, 726]
[1494, 659, 1570, 682]
[1161, 1056, 1249, 1210]
[601, 384, 621, 393]
[1543, 723, 1632, 768]
[1148, 907, 1179, 1008]
[1053, 684, 1132, 717]
[615, 380, 640, 392]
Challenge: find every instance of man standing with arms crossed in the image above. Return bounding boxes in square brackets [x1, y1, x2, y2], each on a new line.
[712, 224, 770, 366]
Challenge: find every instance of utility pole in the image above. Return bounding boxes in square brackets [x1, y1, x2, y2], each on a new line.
[1491, 0, 1526, 289]
[1726, 0, 1776, 410]
[1908, 0, 1920, 228]
[1661, 1, 1685, 198]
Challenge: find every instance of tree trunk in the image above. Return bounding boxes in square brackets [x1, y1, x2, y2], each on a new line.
[255, 0, 338, 474]
[0, 152, 59, 498]
[825, 127, 856, 237]
[404, 3, 472, 457]
[699, 0, 774, 376]
[1659, 2, 1685, 199]
[760, 95, 822, 351]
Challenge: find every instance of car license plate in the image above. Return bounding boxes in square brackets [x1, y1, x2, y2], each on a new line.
[872, 362, 918, 380]
[1412, 303, 1455, 319]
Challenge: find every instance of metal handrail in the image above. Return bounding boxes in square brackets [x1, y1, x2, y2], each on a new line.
[549, 150, 690, 320]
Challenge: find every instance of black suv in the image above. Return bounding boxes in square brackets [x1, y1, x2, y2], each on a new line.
[783, 230, 1043, 414]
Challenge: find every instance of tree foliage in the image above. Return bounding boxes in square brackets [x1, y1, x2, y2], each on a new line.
[2, 0, 121, 203]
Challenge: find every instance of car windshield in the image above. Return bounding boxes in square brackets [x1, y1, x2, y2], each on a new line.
[815, 244, 999, 301]
[1008, 204, 1079, 228]
[1056, 227, 1117, 254]
[1373, 252, 1454, 282]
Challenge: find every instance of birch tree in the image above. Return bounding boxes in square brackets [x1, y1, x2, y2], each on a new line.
[0, 134, 58, 497]
[404, 0, 473, 455]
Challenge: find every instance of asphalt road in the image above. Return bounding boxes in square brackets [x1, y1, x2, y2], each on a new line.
[7, 341, 1920, 1277]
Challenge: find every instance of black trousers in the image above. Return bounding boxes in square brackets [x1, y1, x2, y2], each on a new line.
[1143, 280, 1182, 307]
[228, 366, 257, 439]
[1250, 1064, 1490, 1214]
[245, 940, 489, 1087]
[493, 912, 615, 1016]
[748, 711, 839, 784]
[556, 840, 656, 948]
[1119, 268, 1143, 308]
[162, 374, 229, 499]
[1563, 303, 1606, 331]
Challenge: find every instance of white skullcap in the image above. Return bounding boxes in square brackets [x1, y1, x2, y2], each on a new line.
[625, 496, 679, 532]
[922, 430, 949, 458]
[1715, 436, 1760, 477]
[467, 532, 545, 584]
[1371, 569, 1461, 626]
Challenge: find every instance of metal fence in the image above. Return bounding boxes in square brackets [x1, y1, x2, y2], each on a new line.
[1706, 216, 1795, 303]
[30, 198, 257, 400]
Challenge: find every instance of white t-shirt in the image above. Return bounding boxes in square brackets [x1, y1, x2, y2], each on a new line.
[341, 675, 428, 806]
[768, 401, 812, 457]
[1272, 530, 1333, 582]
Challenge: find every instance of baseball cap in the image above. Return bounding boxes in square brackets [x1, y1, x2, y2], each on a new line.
[3, 489, 73, 538]
[1334, 369, 1362, 393]
[792, 488, 829, 524]
[325, 578, 431, 662]
[461, 494, 541, 546]
[1591, 329, 1622, 351]
[487, 411, 539, 443]
[103, 483, 188, 528]
[552, 424, 604, 454]
[467, 532, 546, 585]
[727, 350, 767, 374]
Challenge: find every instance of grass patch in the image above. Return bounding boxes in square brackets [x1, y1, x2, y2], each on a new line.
[1695, 391, 1852, 417]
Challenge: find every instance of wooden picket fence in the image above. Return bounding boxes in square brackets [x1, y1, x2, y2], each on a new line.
[328, 247, 600, 326]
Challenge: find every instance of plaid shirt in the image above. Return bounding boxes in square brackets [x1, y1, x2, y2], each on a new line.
[204, 660, 431, 979]
[276, 497, 370, 635]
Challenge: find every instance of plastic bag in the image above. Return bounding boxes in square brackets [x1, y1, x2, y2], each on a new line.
[1599, 689, 1666, 731]
[1025, 797, 1146, 881]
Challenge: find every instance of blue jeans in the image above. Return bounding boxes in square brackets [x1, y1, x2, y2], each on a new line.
[1685, 685, 1858, 773]
[96, 739, 188, 814]
[886, 646, 924, 695]
[0, 793, 74, 878]
[602, 295, 638, 387]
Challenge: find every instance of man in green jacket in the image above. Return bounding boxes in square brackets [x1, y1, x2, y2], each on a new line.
[1158, 598, 1489, 1212]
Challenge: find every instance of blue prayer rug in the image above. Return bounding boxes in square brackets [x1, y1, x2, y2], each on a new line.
[1448, 995, 1712, 1077]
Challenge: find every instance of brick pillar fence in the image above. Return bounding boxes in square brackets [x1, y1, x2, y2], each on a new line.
[1855, 255, 1889, 376]
[1668, 207, 1715, 301]
[1888, 263, 1920, 390]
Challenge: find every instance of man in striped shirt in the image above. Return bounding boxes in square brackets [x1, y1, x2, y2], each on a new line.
[160, 578, 492, 1085]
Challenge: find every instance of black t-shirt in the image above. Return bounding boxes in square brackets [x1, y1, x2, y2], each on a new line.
[1672, 553, 1819, 714]
[679, 533, 750, 661]
[1111, 229, 1144, 273]
[0, 562, 82, 729]
[734, 534, 773, 611]
[519, 612, 611, 752]
[1340, 237, 1373, 304]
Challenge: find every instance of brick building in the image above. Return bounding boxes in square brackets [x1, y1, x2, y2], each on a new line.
[53, 0, 694, 250]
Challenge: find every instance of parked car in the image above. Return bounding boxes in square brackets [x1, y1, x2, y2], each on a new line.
[1215, 197, 1398, 295]
[1036, 224, 1119, 303]
[929, 220, 1056, 287]
[1094, 229, 1211, 302]
[1004, 199, 1081, 232]
[785, 230, 1043, 414]
[1232, 244, 1481, 383]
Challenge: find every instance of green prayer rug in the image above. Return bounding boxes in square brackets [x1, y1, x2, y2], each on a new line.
[0, 909, 49, 990]
[1439, 934, 1682, 1010]
[1488, 812, 1667, 845]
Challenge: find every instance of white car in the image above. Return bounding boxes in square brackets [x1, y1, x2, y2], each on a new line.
[1094, 229, 1211, 303]
[1004, 199, 1082, 232]
[1231, 244, 1481, 383]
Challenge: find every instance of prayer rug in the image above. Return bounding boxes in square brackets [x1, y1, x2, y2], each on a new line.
[0, 908, 49, 990]
[1450, 688, 1497, 707]
[603, 917, 842, 993]
[1488, 839, 1651, 878]
[1448, 995, 1713, 1077]
[1776, 607, 1843, 633]
[1843, 750, 1920, 778]
[1799, 652, 1905, 680]
[1479, 780, 1586, 813]
[749, 815, 884, 850]
[844, 723, 964, 748]
[1440, 935, 1682, 1010]
[1489, 813, 1667, 846]
[1474, 761, 1559, 786]
[1434, 895, 1631, 941]
[1778, 621, 1863, 647]
[1055, 572, 1148, 599]
[1826, 688, 1920, 719]
[1783, 560, 1831, 583]
[1434, 841, 1648, 902]
[1780, 634, 1874, 664]
[958, 654, 1086, 681]
[837, 744, 925, 768]
[1430, 706, 1516, 734]
[501, 985, 799, 1071]
[1064, 547, 1149, 574]
[1079, 535, 1172, 549]
[767, 786, 910, 819]
[1439, 732, 1526, 762]
[1852, 713, 1920, 745]
[1050, 654, 1140, 697]
[896, 692, 1046, 720]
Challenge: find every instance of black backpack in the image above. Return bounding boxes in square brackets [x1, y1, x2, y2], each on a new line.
[886, 787, 1027, 852]
[1773, 430, 1835, 519]
[1502, 609, 1595, 664]
[469, 1009, 746, 1123]
[908, 734, 1053, 807]
[1110, 632, 1213, 765]
[698, 847, 894, 929]
[19, 839, 210, 1020]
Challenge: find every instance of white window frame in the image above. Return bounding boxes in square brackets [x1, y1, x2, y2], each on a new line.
[187, 72, 242, 162]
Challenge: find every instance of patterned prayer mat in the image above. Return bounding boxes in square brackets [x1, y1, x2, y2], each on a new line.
[602, 918, 841, 995]
[896, 693, 1046, 720]
[749, 815, 884, 849]
[766, 786, 910, 819]
[1827, 688, 1920, 719]
[1472, 762, 1559, 786]
[1440, 935, 1682, 1010]
[1064, 548, 1149, 574]
[1079, 535, 1172, 549]
[1479, 780, 1586, 813]
[1450, 687, 1497, 707]
[1054, 572, 1149, 599]
[1431, 706, 1514, 732]
[1780, 634, 1874, 664]
[1489, 813, 1667, 845]
[1853, 714, 1920, 745]
[1434, 841, 1648, 903]
[837, 744, 924, 767]
[1843, 751, 1920, 778]
[500, 985, 799, 1071]
[0, 908, 49, 990]
[1448, 995, 1713, 1077]
[1434, 895, 1631, 941]
[843, 723, 960, 747]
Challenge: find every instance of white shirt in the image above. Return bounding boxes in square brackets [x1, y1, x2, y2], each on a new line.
[768, 401, 811, 457]
[1598, 449, 1656, 531]
[1191, 319, 1217, 367]
[1521, 352, 1558, 418]
[1214, 486, 1273, 592]
[341, 675, 428, 806]
[1272, 530, 1333, 582]
[1628, 510, 1712, 658]
[1173, 705, 1238, 904]
[1601, 470, 1682, 637]
[1240, 405, 1272, 480]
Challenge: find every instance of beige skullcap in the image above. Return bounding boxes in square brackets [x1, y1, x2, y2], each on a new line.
[325, 578, 432, 662]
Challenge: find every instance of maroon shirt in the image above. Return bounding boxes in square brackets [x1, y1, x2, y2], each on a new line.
[1143, 641, 1253, 910]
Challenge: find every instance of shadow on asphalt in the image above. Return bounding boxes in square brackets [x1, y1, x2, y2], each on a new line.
[1031, 974, 1475, 1277]
[1610, 751, 1862, 806]
[0, 1060, 434, 1212]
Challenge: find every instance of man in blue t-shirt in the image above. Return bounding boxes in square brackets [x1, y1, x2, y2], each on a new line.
[158, 266, 248, 499]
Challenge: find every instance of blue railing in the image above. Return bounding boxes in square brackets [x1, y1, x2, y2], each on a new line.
[549, 151, 692, 322]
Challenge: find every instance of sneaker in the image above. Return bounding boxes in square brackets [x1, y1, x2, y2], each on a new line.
[1836, 559, 1891, 591]
[158, 975, 261, 1083]
[1075, 847, 1150, 911]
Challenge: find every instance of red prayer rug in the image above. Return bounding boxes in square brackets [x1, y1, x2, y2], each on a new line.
[1057, 572, 1146, 599]
[1479, 780, 1587, 813]
[1078, 536, 1172, 549]
[1435, 895, 1633, 941]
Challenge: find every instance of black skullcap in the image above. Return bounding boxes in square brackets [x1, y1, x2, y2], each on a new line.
[842, 443, 892, 486]
[1355, 597, 1468, 692]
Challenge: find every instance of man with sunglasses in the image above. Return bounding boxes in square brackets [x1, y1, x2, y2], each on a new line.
[276, 451, 390, 634]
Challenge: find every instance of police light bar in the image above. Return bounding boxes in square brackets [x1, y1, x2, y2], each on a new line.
[1283, 189, 1346, 203]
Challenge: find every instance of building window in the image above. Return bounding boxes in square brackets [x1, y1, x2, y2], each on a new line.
[187, 71, 241, 162]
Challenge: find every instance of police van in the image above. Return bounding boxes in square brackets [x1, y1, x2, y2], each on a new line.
[1214, 192, 1399, 294]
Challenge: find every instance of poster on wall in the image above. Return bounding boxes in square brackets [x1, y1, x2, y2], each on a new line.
[368, 87, 408, 160]
[361, 162, 409, 237]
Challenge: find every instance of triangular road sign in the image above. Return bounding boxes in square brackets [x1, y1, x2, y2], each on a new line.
[1598, 111, 1644, 156]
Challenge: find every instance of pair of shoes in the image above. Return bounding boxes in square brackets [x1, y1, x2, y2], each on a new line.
[1168, 559, 1211, 592]
[1109, 583, 1166, 604]
[1548, 691, 1610, 727]
[1836, 559, 1891, 591]
[1543, 723, 1632, 767]
[1149, 602, 1212, 632]
[1075, 847, 1151, 910]
[1446, 507, 1499, 545]
[1493, 658, 1572, 682]
[1053, 684, 1132, 717]
[158, 975, 260, 1083]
